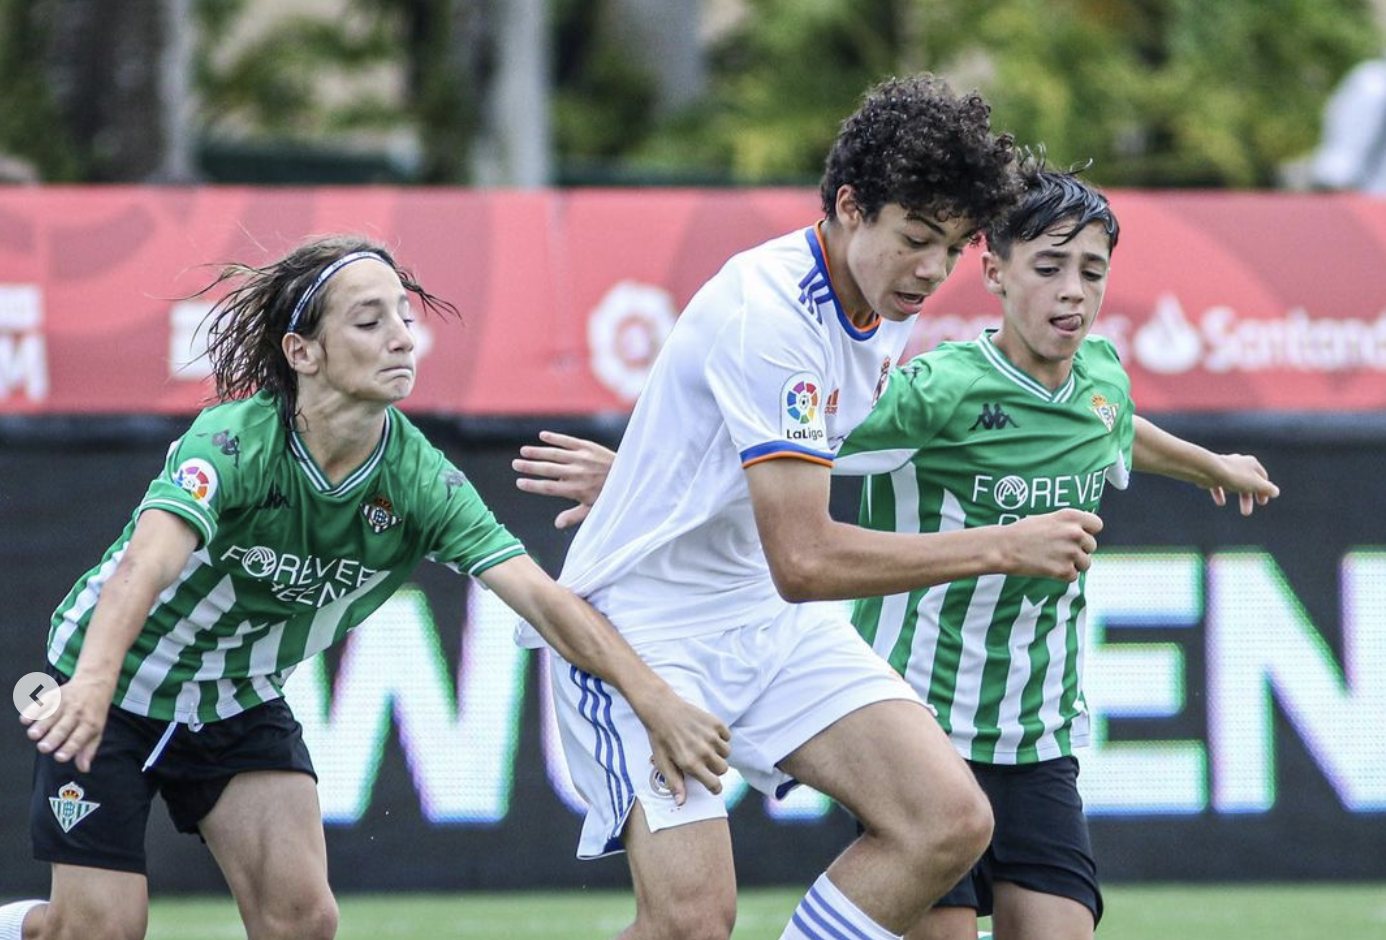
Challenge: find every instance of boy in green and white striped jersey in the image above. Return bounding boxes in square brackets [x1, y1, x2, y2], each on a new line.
[836, 158, 1279, 940]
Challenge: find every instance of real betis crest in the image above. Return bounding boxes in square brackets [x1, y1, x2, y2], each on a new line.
[360, 493, 402, 534]
[1089, 393, 1119, 432]
[50, 781, 100, 833]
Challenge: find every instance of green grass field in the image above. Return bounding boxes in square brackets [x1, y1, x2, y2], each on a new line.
[144, 883, 1386, 940]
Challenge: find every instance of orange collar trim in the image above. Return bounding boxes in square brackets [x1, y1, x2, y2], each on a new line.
[814, 221, 880, 332]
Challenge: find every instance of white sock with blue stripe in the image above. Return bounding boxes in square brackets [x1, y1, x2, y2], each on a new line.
[0, 900, 43, 940]
[778, 873, 902, 940]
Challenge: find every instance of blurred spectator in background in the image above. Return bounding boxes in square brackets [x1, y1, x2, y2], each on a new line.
[1309, 52, 1386, 193]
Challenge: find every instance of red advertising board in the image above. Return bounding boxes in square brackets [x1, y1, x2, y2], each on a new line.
[1, 187, 1382, 415]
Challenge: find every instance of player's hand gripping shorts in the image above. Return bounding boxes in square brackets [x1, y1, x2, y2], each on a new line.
[548, 601, 922, 858]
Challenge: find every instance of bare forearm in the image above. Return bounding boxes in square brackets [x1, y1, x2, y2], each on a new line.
[525, 591, 669, 706]
[748, 459, 1100, 602]
[767, 521, 1014, 602]
[73, 558, 174, 686]
[72, 510, 195, 687]
[1132, 415, 1221, 486]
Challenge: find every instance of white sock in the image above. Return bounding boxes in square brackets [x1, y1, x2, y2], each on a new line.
[0, 900, 44, 940]
[779, 873, 902, 940]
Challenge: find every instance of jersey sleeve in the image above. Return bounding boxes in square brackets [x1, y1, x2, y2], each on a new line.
[422, 458, 527, 578]
[834, 354, 954, 477]
[136, 407, 261, 547]
[704, 290, 834, 468]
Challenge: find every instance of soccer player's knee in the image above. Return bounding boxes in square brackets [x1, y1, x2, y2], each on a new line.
[929, 786, 992, 876]
[886, 781, 990, 875]
[299, 895, 340, 940]
[254, 891, 339, 940]
[643, 895, 735, 940]
[955, 787, 994, 859]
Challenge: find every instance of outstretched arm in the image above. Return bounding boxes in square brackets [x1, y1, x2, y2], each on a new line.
[1132, 415, 1280, 515]
[745, 457, 1104, 602]
[513, 431, 615, 529]
[480, 555, 731, 804]
[23, 509, 197, 772]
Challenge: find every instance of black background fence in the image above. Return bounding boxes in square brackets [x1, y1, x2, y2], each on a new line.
[1, 414, 1383, 894]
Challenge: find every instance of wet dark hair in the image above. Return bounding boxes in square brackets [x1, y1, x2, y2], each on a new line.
[985, 150, 1120, 259]
[194, 235, 457, 431]
[820, 73, 1021, 237]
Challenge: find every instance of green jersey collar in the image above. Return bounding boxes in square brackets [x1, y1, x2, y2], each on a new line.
[976, 330, 1077, 404]
[288, 410, 393, 496]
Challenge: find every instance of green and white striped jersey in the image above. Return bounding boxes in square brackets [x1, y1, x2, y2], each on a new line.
[48, 391, 525, 723]
[836, 332, 1135, 764]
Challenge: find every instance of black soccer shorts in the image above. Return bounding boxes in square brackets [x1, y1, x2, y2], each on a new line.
[31, 683, 315, 875]
[936, 754, 1103, 925]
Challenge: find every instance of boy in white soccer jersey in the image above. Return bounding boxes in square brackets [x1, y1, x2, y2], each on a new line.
[837, 159, 1278, 940]
[517, 75, 1107, 940]
[0, 237, 730, 940]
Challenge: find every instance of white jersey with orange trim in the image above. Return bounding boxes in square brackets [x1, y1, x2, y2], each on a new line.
[520, 225, 913, 647]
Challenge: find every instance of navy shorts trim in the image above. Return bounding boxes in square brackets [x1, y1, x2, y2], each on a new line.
[31, 693, 315, 875]
[936, 755, 1103, 925]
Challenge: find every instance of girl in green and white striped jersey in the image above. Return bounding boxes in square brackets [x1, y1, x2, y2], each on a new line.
[5, 237, 730, 940]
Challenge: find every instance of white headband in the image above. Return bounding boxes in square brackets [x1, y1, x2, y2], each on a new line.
[286, 250, 385, 334]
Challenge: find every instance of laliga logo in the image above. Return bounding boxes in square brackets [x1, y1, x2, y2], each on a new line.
[172, 459, 218, 504]
[588, 281, 677, 403]
[786, 380, 819, 424]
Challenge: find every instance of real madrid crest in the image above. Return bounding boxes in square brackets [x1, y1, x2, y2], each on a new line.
[1089, 393, 1119, 433]
[648, 757, 675, 800]
[360, 493, 402, 534]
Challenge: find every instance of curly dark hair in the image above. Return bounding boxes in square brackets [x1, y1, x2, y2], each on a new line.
[193, 235, 457, 431]
[986, 149, 1120, 258]
[820, 74, 1021, 236]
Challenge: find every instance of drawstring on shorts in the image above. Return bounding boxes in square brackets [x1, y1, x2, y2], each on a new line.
[141, 717, 203, 772]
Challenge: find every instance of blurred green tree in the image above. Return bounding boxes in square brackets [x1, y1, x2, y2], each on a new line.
[625, 0, 1382, 188]
[0, 0, 1379, 187]
[0, 0, 165, 181]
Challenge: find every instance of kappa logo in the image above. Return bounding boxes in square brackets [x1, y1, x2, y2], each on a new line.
[258, 482, 291, 510]
[50, 781, 100, 833]
[970, 403, 1019, 431]
[1089, 394, 1119, 432]
[360, 493, 402, 534]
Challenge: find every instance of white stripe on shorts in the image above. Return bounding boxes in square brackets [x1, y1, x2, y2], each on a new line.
[569, 666, 635, 851]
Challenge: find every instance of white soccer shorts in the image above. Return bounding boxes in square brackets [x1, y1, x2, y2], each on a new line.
[548, 601, 922, 858]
